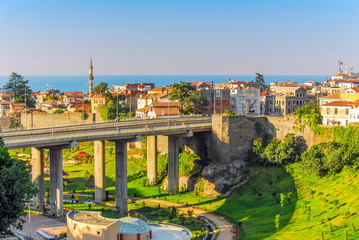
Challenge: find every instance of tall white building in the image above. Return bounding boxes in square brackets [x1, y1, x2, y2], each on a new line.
[230, 87, 261, 115]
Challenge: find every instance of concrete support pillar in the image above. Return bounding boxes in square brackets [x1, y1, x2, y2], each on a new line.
[94, 141, 106, 203]
[115, 141, 128, 214]
[49, 149, 63, 216]
[31, 147, 44, 212]
[168, 136, 179, 194]
[147, 136, 157, 185]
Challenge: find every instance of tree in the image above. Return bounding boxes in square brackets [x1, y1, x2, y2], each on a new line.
[44, 94, 59, 101]
[0, 137, 37, 236]
[274, 214, 280, 233]
[170, 81, 208, 114]
[255, 73, 265, 85]
[3, 72, 35, 108]
[98, 92, 127, 120]
[296, 100, 323, 128]
[93, 82, 108, 94]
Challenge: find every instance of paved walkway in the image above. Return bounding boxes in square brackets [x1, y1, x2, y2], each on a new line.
[132, 198, 233, 240]
[12, 214, 66, 239]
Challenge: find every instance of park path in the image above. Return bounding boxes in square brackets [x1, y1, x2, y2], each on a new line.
[132, 197, 233, 240]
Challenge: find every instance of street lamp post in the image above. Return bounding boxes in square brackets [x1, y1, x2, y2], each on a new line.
[129, 83, 132, 120]
[24, 85, 27, 129]
[46, 84, 54, 137]
[112, 85, 119, 131]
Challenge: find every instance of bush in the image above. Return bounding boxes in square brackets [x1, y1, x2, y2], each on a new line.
[53, 109, 64, 114]
[179, 151, 201, 176]
[259, 134, 298, 166]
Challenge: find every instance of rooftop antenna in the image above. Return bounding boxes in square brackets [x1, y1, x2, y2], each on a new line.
[338, 58, 344, 74]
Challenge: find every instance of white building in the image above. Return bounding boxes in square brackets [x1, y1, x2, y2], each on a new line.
[349, 107, 359, 124]
[321, 101, 353, 126]
[230, 87, 260, 115]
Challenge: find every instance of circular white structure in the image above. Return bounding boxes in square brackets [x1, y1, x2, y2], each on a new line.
[66, 211, 192, 240]
[119, 217, 152, 239]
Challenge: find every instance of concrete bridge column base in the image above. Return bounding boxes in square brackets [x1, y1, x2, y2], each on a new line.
[115, 141, 128, 214]
[49, 149, 63, 216]
[31, 147, 44, 212]
[147, 136, 157, 185]
[94, 141, 106, 203]
[168, 136, 179, 194]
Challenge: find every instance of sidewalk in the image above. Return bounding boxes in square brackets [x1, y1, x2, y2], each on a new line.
[12, 214, 66, 239]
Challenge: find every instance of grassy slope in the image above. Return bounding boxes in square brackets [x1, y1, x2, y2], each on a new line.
[273, 163, 359, 240]
[13, 144, 359, 239]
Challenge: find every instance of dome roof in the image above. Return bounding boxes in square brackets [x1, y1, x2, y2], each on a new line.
[119, 217, 151, 234]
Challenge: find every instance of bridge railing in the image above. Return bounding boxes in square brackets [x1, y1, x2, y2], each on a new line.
[2, 121, 212, 145]
[1, 115, 212, 133]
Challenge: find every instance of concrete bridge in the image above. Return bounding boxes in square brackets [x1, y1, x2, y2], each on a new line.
[0, 117, 212, 216]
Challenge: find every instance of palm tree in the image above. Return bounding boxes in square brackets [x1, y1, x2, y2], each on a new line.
[255, 73, 265, 85]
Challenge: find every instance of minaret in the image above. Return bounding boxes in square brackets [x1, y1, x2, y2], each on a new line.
[89, 58, 94, 96]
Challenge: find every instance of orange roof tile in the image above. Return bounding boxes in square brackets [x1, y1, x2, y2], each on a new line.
[321, 94, 341, 99]
[322, 101, 353, 107]
[152, 102, 179, 107]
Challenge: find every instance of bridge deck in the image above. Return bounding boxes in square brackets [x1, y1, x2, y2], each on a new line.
[0, 117, 212, 149]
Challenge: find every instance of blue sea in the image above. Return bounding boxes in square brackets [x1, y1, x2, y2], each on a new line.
[0, 75, 331, 92]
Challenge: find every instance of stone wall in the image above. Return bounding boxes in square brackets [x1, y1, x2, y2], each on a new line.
[197, 115, 327, 194]
[0, 117, 15, 130]
[21, 112, 98, 128]
[265, 116, 325, 151]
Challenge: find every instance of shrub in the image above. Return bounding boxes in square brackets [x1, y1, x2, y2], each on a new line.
[179, 151, 201, 176]
[53, 109, 64, 114]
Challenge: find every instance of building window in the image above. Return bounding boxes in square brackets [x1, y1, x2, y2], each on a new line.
[282, 101, 284, 105]
[327, 108, 330, 115]
[288, 101, 290, 105]
[334, 108, 338, 114]
[288, 109, 291, 113]
[346, 109, 349, 115]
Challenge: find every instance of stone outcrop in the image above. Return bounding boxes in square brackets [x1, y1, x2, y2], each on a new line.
[161, 175, 197, 192]
[201, 160, 245, 194]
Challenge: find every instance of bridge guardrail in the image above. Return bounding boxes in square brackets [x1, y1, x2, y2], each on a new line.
[1, 115, 212, 133]
[0, 116, 212, 137]
[3, 122, 212, 146]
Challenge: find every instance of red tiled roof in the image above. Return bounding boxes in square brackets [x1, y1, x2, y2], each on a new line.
[148, 87, 167, 92]
[321, 94, 340, 99]
[1, 93, 15, 97]
[322, 101, 353, 107]
[348, 87, 359, 93]
[64, 92, 84, 97]
[152, 102, 179, 107]
[73, 151, 91, 157]
[260, 90, 271, 97]
[353, 100, 359, 105]
[90, 93, 104, 98]
[12, 103, 25, 107]
[0, 100, 11, 105]
[136, 105, 151, 114]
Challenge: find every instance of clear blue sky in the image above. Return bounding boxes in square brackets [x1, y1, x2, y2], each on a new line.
[0, 0, 358, 75]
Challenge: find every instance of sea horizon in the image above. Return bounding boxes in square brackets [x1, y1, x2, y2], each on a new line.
[0, 74, 332, 92]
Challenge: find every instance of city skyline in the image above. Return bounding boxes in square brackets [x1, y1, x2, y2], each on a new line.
[0, 0, 358, 76]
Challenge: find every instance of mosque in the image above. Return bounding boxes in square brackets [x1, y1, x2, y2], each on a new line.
[67, 210, 192, 240]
